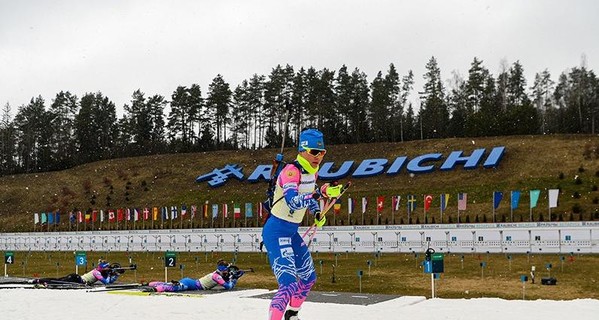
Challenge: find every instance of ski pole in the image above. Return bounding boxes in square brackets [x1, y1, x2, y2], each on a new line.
[303, 182, 352, 246]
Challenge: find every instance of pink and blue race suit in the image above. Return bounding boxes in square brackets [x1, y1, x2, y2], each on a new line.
[148, 272, 236, 292]
[262, 161, 319, 320]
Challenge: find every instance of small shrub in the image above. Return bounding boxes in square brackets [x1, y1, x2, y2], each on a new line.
[593, 185, 598, 191]
[572, 204, 582, 214]
[573, 191, 581, 199]
[593, 197, 599, 204]
[578, 165, 585, 173]
[559, 172, 565, 180]
[574, 177, 583, 185]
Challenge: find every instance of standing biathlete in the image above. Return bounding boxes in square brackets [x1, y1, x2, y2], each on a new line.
[262, 128, 342, 320]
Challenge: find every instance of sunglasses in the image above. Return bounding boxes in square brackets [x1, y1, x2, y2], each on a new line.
[304, 147, 326, 157]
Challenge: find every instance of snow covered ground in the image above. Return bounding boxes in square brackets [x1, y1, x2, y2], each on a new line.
[0, 287, 598, 320]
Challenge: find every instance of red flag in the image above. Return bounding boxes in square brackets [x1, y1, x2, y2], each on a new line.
[424, 195, 433, 211]
[376, 196, 385, 213]
[77, 211, 83, 223]
[143, 207, 150, 220]
[333, 198, 341, 215]
[108, 210, 115, 222]
[117, 209, 124, 221]
[92, 210, 98, 222]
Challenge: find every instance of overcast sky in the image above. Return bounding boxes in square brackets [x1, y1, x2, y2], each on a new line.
[1, 0, 597, 116]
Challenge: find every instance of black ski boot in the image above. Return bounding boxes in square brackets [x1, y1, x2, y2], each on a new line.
[284, 309, 299, 320]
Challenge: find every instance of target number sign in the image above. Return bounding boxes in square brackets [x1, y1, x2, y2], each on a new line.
[4, 251, 14, 264]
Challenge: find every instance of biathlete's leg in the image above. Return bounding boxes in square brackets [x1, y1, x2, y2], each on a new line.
[148, 281, 175, 292]
[288, 232, 316, 312]
[263, 220, 299, 320]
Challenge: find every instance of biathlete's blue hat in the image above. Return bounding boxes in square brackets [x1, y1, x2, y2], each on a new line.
[298, 129, 325, 152]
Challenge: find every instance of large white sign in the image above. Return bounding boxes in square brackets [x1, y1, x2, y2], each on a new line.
[1, 221, 598, 254]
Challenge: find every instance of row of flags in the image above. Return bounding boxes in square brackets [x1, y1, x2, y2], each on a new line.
[34, 203, 266, 225]
[492, 189, 560, 210]
[33, 189, 561, 225]
[345, 189, 559, 215]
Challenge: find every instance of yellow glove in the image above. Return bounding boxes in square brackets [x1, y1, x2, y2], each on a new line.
[320, 183, 343, 198]
[314, 211, 326, 227]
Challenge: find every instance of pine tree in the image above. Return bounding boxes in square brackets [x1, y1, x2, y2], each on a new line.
[419, 56, 449, 139]
[0, 102, 17, 174]
[74, 92, 117, 163]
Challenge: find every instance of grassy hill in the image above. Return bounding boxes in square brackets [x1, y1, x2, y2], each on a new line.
[2, 134, 599, 232]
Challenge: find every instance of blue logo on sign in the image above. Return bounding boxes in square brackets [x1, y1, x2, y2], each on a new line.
[196, 146, 505, 187]
[195, 164, 244, 187]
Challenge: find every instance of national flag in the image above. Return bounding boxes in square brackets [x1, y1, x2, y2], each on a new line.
[92, 210, 98, 222]
[407, 195, 416, 213]
[134, 208, 140, 221]
[34, 213, 40, 225]
[257, 202, 263, 218]
[48, 212, 54, 224]
[77, 211, 83, 223]
[69, 211, 75, 224]
[424, 195, 433, 211]
[392, 196, 401, 211]
[245, 203, 253, 218]
[348, 198, 355, 215]
[152, 207, 159, 220]
[100, 210, 105, 222]
[143, 207, 150, 220]
[530, 190, 540, 208]
[439, 194, 449, 212]
[212, 204, 219, 218]
[333, 198, 341, 215]
[85, 211, 91, 223]
[108, 210, 116, 222]
[361, 197, 368, 214]
[234, 204, 241, 219]
[223, 204, 228, 218]
[126, 208, 131, 221]
[203, 203, 209, 218]
[171, 206, 178, 220]
[458, 193, 467, 210]
[511, 191, 521, 210]
[493, 191, 503, 209]
[376, 196, 384, 213]
[181, 205, 187, 217]
[548, 189, 559, 208]
[191, 205, 197, 218]
[161, 207, 168, 220]
[55, 211, 60, 224]
[117, 209, 124, 221]
[41, 212, 47, 224]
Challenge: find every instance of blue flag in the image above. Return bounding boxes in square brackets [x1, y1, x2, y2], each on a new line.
[55, 211, 60, 224]
[511, 191, 521, 210]
[530, 190, 540, 208]
[212, 204, 219, 218]
[493, 191, 503, 209]
[245, 203, 253, 218]
[47, 212, 54, 224]
[407, 195, 416, 213]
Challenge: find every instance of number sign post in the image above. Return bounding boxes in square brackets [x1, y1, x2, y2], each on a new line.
[4, 251, 14, 277]
[164, 251, 177, 282]
[75, 251, 87, 274]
